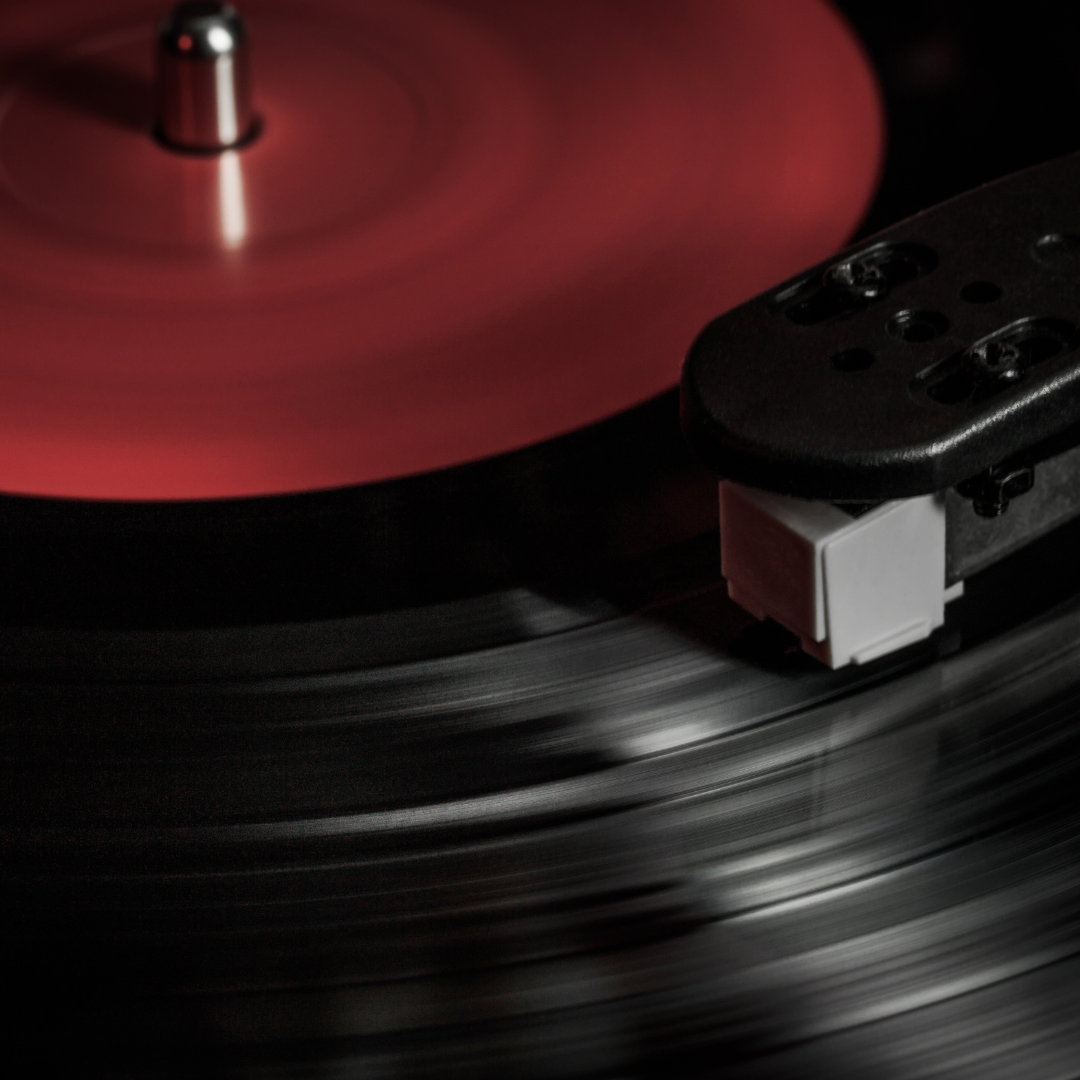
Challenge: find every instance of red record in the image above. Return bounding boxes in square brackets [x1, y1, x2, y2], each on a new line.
[0, 0, 882, 499]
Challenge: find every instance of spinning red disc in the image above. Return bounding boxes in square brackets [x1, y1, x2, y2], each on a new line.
[0, 0, 881, 499]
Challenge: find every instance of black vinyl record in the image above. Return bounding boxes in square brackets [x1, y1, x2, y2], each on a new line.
[6, 4, 1080, 1078]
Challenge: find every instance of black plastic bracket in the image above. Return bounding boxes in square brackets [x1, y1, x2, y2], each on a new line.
[681, 151, 1080, 501]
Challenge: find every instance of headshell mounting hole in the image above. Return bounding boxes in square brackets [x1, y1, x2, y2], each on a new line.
[831, 347, 874, 371]
[887, 309, 948, 343]
[1031, 232, 1080, 266]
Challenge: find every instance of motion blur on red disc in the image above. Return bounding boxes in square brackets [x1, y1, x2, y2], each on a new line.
[0, 0, 882, 499]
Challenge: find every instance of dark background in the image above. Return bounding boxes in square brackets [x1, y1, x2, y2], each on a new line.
[839, 3, 1080, 237]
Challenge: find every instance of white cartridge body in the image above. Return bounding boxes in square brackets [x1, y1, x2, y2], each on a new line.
[719, 481, 963, 668]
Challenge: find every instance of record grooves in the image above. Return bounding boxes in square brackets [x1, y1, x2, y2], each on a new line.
[4, 3, 1080, 1078]
[7, 516, 1080, 1077]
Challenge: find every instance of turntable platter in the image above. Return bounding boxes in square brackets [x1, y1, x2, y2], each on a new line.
[0, 0, 881, 498]
[10, 6, 1080, 1078]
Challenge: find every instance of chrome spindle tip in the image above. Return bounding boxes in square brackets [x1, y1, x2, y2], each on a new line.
[156, 2, 256, 152]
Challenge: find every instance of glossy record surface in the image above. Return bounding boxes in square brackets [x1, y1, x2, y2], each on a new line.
[0, 0, 881, 498]
[6, 527, 1080, 1076]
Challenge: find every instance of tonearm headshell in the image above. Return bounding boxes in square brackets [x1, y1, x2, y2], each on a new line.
[682, 151, 1080, 667]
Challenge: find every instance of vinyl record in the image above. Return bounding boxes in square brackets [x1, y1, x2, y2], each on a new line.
[0, 0, 880, 498]
[6, 3, 1080, 1079]
[6, 521, 1080, 1078]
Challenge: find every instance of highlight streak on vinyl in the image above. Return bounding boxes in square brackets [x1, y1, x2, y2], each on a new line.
[0, 0, 882, 498]
[6, 532, 1080, 1076]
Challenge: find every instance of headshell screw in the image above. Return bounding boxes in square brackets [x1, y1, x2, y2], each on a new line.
[826, 259, 889, 300]
[963, 340, 1024, 391]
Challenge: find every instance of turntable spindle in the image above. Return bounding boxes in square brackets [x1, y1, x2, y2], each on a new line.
[156, 2, 256, 151]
